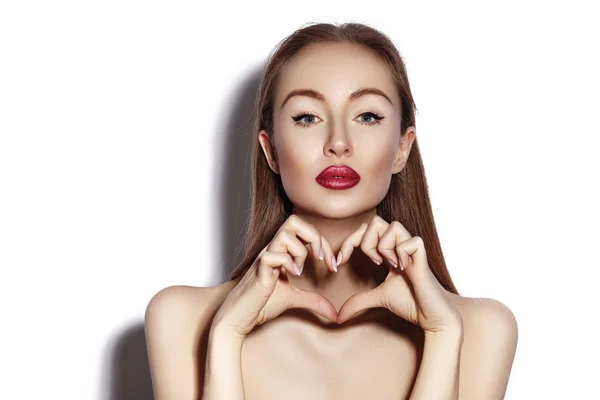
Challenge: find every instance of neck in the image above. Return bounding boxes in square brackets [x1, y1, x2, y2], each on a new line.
[285, 206, 388, 310]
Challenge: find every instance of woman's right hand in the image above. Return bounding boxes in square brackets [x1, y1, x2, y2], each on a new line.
[211, 214, 339, 340]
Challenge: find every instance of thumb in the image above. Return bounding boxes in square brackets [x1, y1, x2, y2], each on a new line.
[287, 286, 338, 323]
[336, 288, 383, 324]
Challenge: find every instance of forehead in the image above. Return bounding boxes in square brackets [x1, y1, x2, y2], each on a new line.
[275, 42, 399, 107]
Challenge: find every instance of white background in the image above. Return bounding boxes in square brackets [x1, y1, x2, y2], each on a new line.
[1, 1, 598, 399]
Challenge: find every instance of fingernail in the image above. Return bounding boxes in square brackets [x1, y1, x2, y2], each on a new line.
[293, 262, 301, 276]
[319, 247, 324, 260]
[331, 255, 337, 272]
[370, 257, 381, 265]
[336, 251, 342, 267]
[387, 258, 397, 268]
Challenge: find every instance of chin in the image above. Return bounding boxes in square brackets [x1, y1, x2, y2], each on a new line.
[317, 201, 377, 220]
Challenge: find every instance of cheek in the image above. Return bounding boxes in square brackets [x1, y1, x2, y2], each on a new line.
[277, 151, 316, 208]
[275, 139, 319, 194]
[276, 136, 317, 172]
[357, 133, 397, 172]
[356, 134, 398, 197]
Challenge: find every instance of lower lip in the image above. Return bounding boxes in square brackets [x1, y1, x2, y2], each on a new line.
[316, 176, 360, 190]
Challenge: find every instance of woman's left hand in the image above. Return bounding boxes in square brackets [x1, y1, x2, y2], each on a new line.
[335, 216, 463, 336]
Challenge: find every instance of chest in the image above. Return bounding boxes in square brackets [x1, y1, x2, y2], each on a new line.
[240, 315, 425, 400]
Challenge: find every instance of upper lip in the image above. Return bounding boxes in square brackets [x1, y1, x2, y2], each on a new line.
[316, 165, 361, 180]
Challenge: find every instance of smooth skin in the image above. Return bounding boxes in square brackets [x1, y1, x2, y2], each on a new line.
[145, 42, 519, 399]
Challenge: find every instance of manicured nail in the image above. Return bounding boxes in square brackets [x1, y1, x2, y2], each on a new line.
[336, 251, 342, 267]
[331, 255, 337, 272]
[370, 257, 381, 265]
[388, 258, 397, 268]
[318, 247, 324, 260]
[293, 262, 301, 276]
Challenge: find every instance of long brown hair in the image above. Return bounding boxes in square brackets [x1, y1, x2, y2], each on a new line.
[227, 21, 459, 295]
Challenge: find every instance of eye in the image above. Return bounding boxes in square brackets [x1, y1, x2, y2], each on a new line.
[357, 112, 384, 125]
[291, 112, 321, 128]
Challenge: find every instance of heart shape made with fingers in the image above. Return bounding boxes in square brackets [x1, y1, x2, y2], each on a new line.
[262, 214, 461, 335]
[284, 216, 462, 333]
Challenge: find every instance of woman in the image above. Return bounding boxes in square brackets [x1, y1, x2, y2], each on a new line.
[145, 21, 518, 400]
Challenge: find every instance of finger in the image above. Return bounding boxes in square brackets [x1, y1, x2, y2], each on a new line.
[336, 287, 383, 324]
[269, 230, 309, 275]
[258, 252, 298, 287]
[287, 286, 338, 322]
[395, 236, 429, 279]
[307, 242, 325, 264]
[274, 214, 323, 262]
[243, 243, 271, 284]
[336, 222, 368, 266]
[359, 216, 390, 266]
[321, 235, 338, 273]
[378, 221, 412, 269]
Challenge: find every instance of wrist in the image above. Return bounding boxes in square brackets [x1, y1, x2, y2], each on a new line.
[424, 325, 464, 344]
[204, 323, 246, 399]
[209, 321, 246, 345]
[205, 323, 244, 380]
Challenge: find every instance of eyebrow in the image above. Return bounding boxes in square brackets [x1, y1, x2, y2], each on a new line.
[279, 87, 394, 110]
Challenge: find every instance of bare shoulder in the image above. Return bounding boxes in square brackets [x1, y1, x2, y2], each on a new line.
[144, 278, 241, 340]
[144, 279, 240, 400]
[448, 292, 519, 336]
[447, 292, 519, 399]
[145, 279, 240, 323]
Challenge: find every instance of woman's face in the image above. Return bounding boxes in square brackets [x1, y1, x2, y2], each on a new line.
[259, 42, 415, 219]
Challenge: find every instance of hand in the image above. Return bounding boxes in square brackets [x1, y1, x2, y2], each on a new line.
[211, 215, 340, 340]
[335, 216, 463, 335]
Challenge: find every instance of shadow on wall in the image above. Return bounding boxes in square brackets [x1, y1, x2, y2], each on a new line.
[105, 323, 153, 400]
[102, 68, 264, 399]
[213, 66, 264, 284]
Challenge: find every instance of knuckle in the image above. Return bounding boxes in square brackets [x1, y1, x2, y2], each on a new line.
[259, 252, 279, 270]
[260, 251, 273, 262]
[287, 214, 299, 225]
[359, 242, 369, 253]
[277, 230, 290, 240]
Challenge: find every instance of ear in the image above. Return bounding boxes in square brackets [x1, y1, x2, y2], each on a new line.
[392, 126, 416, 174]
[258, 129, 280, 174]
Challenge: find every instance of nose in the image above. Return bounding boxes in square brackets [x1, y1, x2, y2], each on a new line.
[324, 119, 353, 158]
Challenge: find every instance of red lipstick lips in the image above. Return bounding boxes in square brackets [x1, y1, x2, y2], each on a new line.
[315, 165, 361, 190]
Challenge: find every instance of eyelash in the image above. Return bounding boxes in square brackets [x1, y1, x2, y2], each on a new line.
[291, 111, 385, 128]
